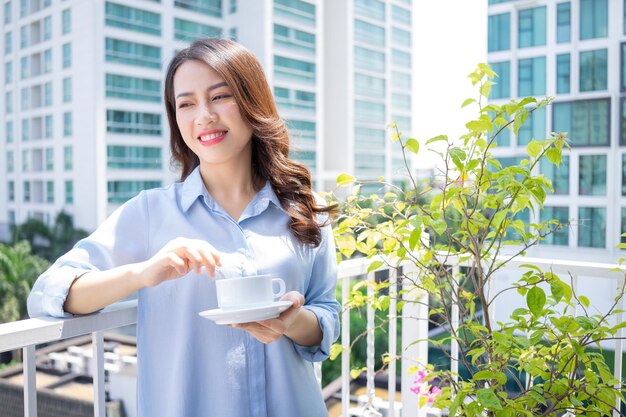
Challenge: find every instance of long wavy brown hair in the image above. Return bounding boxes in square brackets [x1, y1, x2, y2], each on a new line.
[164, 38, 336, 246]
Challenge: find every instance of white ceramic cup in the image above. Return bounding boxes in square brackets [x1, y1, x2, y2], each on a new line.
[215, 275, 286, 310]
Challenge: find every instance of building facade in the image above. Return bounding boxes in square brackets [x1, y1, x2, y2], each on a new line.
[488, 0, 624, 263]
[0, 0, 414, 233]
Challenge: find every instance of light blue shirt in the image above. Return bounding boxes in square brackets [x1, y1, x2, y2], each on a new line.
[27, 167, 340, 417]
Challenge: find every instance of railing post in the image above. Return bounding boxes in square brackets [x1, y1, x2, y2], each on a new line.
[451, 265, 460, 383]
[362, 272, 382, 416]
[23, 344, 37, 417]
[93, 331, 106, 417]
[401, 263, 428, 417]
[613, 276, 625, 417]
[341, 272, 351, 417]
[388, 268, 398, 417]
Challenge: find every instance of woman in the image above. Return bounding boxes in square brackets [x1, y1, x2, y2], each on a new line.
[28, 38, 340, 417]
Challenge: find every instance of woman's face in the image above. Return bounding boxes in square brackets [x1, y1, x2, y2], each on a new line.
[173, 59, 254, 169]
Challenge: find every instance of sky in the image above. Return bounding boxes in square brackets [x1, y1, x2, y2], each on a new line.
[413, 0, 488, 169]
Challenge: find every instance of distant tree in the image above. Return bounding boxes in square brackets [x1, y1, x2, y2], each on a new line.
[0, 241, 48, 323]
[12, 211, 88, 262]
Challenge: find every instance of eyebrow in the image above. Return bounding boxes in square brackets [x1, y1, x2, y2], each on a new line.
[175, 81, 228, 100]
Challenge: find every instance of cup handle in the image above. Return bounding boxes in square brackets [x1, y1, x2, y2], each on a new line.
[272, 278, 286, 299]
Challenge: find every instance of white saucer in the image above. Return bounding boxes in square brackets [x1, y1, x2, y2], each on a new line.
[198, 301, 293, 325]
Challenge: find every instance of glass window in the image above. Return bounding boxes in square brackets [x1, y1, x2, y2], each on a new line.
[4, 30, 12, 54]
[106, 110, 161, 135]
[620, 154, 626, 196]
[621, 208, 626, 244]
[355, 127, 385, 148]
[392, 49, 410, 68]
[354, 100, 385, 124]
[229, 27, 237, 41]
[392, 93, 410, 111]
[44, 82, 52, 106]
[21, 118, 28, 141]
[355, 153, 384, 175]
[20, 55, 28, 79]
[488, 13, 510, 52]
[580, 0, 608, 40]
[557, 2, 571, 43]
[23, 181, 30, 202]
[556, 99, 609, 146]
[354, 0, 384, 20]
[45, 148, 53, 171]
[43, 15, 51, 40]
[6, 121, 13, 143]
[229, 0, 236, 14]
[105, 2, 160, 35]
[274, 0, 315, 26]
[4, 1, 11, 24]
[393, 115, 411, 135]
[44, 115, 52, 138]
[287, 119, 316, 147]
[19, 24, 26, 47]
[518, 56, 546, 96]
[63, 77, 71, 102]
[64, 146, 72, 170]
[65, 180, 73, 204]
[105, 38, 161, 69]
[107, 145, 162, 169]
[4, 60, 11, 84]
[354, 19, 384, 47]
[174, 18, 221, 42]
[355, 73, 385, 97]
[8, 181, 14, 202]
[5, 91, 12, 114]
[356, 47, 385, 72]
[106, 73, 160, 102]
[517, 106, 545, 146]
[518, 6, 546, 48]
[540, 206, 569, 245]
[392, 5, 410, 26]
[43, 48, 51, 73]
[579, 154, 606, 195]
[274, 55, 315, 84]
[391, 72, 411, 90]
[578, 207, 606, 248]
[556, 53, 570, 94]
[273, 24, 315, 55]
[540, 155, 569, 194]
[392, 27, 411, 47]
[490, 61, 510, 99]
[173, 0, 221, 17]
[6, 150, 14, 172]
[46, 180, 53, 203]
[62, 8, 71, 34]
[580, 49, 607, 92]
[62, 42, 71, 68]
[107, 180, 161, 203]
[20, 87, 28, 110]
[274, 87, 316, 112]
[63, 111, 72, 136]
[290, 150, 315, 171]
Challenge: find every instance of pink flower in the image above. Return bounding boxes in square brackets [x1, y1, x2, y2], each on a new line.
[410, 370, 442, 405]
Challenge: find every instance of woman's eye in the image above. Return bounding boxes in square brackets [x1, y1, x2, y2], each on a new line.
[213, 94, 231, 101]
[177, 103, 191, 109]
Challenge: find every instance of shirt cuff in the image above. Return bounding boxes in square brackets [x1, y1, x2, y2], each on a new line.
[28, 266, 92, 318]
[292, 305, 337, 362]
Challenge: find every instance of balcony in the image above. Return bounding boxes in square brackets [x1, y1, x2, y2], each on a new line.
[1, 255, 624, 417]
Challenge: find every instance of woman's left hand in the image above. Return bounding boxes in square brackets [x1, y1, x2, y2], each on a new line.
[231, 291, 305, 344]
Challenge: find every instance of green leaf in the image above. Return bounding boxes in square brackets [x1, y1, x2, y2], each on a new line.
[368, 260, 384, 273]
[425, 135, 448, 145]
[579, 295, 590, 308]
[477, 388, 503, 410]
[405, 138, 419, 154]
[461, 98, 475, 108]
[527, 286, 546, 317]
[466, 119, 491, 132]
[409, 228, 421, 250]
[336, 173, 356, 187]
[329, 344, 344, 360]
[550, 280, 565, 304]
[545, 147, 562, 166]
[526, 139, 542, 158]
[335, 235, 356, 258]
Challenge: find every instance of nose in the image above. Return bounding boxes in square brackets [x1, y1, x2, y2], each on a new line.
[196, 104, 216, 125]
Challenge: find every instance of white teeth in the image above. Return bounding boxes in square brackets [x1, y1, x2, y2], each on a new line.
[199, 132, 225, 141]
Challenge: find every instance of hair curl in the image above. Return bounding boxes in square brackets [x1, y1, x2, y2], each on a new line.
[164, 38, 336, 246]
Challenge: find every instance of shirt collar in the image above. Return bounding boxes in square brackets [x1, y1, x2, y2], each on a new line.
[180, 166, 288, 217]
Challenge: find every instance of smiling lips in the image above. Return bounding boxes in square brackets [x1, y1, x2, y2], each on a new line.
[197, 130, 227, 146]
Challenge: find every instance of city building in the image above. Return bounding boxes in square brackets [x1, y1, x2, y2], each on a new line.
[0, 0, 415, 233]
[487, 0, 623, 264]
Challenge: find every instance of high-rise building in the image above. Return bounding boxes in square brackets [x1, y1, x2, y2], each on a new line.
[0, 0, 414, 233]
[487, 0, 622, 263]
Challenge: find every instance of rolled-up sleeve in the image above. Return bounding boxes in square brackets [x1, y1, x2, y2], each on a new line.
[293, 222, 340, 362]
[27, 192, 149, 318]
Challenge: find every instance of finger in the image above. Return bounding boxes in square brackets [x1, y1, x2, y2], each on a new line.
[167, 253, 189, 276]
[280, 291, 305, 309]
[197, 247, 218, 277]
[182, 247, 204, 274]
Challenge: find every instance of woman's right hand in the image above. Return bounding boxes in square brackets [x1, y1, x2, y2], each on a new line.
[137, 238, 222, 288]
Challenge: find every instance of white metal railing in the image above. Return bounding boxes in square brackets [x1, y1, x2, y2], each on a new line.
[0, 256, 625, 417]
